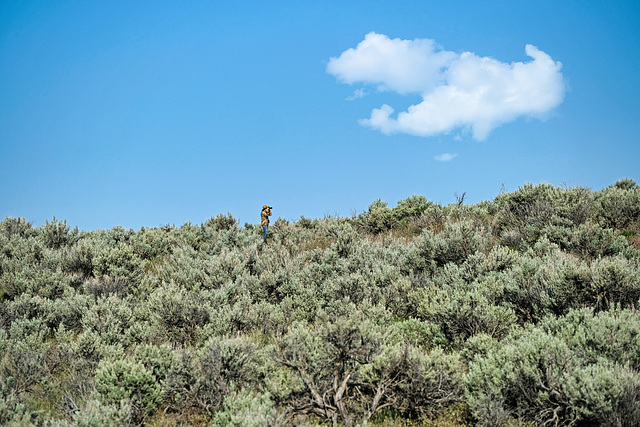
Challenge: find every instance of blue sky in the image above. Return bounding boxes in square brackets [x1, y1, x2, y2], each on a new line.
[1, 0, 639, 231]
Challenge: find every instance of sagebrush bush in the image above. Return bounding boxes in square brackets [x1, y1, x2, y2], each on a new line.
[67, 398, 133, 427]
[0, 376, 41, 426]
[593, 179, 640, 230]
[466, 308, 640, 426]
[41, 217, 79, 249]
[95, 359, 162, 424]
[195, 336, 262, 413]
[1, 317, 52, 395]
[493, 183, 594, 247]
[212, 388, 277, 427]
[147, 284, 210, 347]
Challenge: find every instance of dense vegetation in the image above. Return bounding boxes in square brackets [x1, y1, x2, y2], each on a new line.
[1, 180, 639, 426]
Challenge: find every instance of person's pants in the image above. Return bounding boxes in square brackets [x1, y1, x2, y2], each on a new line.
[262, 225, 268, 242]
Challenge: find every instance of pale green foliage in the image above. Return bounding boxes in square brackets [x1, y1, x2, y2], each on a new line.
[0, 377, 40, 426]
[0, 217, 34, 239]
[1, 181, 639, 425]
[593, 179, 640, 229]
[356, 195, 433, 234]
[1, 317, 51, 395]
[196, 336, 262, 411]
[275, 309, 464, 425]
[203, 213, 238, 232]
[466, 308, 640, 426]
[493, 183, 595, 247]
[82, 295, 134, 345]
[589, 255, 640, 311]
[212, 389, 276, 427]
[42, 217, 79, 249]
[68, 398, 133, 427]
[147, 284, 210, 346]
[95, 359, 162, 423]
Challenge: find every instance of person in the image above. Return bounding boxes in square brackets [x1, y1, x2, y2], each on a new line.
[261, 205, 272, 243]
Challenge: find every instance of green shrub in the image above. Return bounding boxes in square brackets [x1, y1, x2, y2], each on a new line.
[357, 199, 396, 234]
[589, 255, 640, 312]
[0, 377, 41, 426]
[413, 274, 517, 344]
[543, 222, 631, 259]
[41, 217, 79, 249]
[62, 238, 96, 278]
[68, 398, 133, 427]
[134, 344, 175, 385]
[502, 242, 591, 322]
[593, 179, 640, 229]
[1, 317, 51, 395]
[92, 243, 143, 285]
[148, 285, 210, 347]
[203, 213, 238, 232]
[212, 389, 277, 427]
[494, 183, 593, 246]
[195, 336, 262, 413]
[359, 345, 465, 421]
[81, 295, 134, 346]
[540, 309, 640, 370]
[466, 309, 640, 426]
[276, 313, 380, 425]
[356, 196, 435, 235]
[83, 276, 129, 299]
[0, 217, 35, 240]
[95, 359, 161, 423]
[162, 349, 199, 414]
[41, 292, 88, 330]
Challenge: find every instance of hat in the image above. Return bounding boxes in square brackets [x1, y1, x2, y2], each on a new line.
[263, 205, 268, 209]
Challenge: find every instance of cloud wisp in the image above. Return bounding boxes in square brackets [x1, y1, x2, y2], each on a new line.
[327, 32, 566, 140]
[434, 153, 458, 162]
[346, 88, 369, 101]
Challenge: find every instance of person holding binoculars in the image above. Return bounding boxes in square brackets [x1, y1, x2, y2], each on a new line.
[261, 205, 272, 244]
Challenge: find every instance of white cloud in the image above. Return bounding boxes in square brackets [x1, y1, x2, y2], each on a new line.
[434, 153, 458, 162]
[328, 33, 565, 140]
[327, 32, 456, 95]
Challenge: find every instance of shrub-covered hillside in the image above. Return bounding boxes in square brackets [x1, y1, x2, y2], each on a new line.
[1, 180, 640, 426]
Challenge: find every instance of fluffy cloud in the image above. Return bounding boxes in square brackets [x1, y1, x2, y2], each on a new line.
[327, 32, 457, 95]
[327, 33, 565, 140]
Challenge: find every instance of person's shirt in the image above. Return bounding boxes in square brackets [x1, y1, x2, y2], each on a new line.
[261, 208, 272, 226]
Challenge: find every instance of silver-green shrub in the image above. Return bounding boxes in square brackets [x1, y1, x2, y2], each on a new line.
[95, 359, 161, 424]
[593, 179, 640, 229]
[466, 308, 640, 426]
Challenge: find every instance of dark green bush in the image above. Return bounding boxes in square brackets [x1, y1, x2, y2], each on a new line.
[494, 183, 593, 246]
[593, 179, 640, 229]
[41, 217, 79, 249]
[357, 199, 396, 234]
[203, 213, 238, 232]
